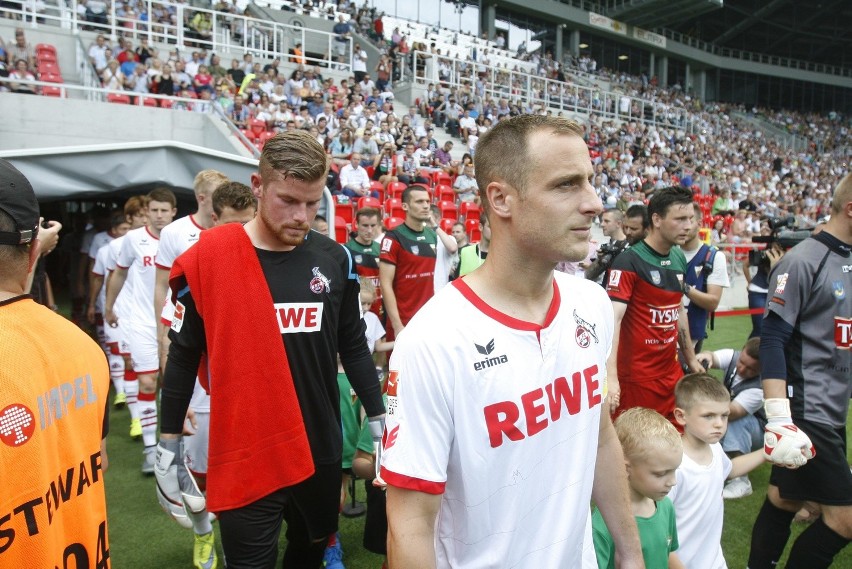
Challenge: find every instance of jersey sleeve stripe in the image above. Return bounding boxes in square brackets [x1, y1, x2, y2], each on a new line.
[380, 467, 446, 495]
[116, 263, 131, 269]
[154, 262, 172, 270]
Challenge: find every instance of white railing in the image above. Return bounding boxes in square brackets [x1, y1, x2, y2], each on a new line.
[0, 0, 351, 72]
[402, 50, 696, 131]
[0, 76, 257, 155]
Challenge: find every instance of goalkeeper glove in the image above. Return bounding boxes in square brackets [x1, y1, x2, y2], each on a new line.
[763, 398, 815, 468]
[368, 416, 387, 487]
[154, 438, 207, 528]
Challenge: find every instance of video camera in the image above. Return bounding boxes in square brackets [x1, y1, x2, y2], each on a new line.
[748, 216, 812, 265]
[586, 239, 629, 283]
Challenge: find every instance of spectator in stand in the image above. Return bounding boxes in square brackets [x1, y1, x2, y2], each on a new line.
[397, 142, 430, 186]
[88, 34, 110, 75]
[333, 14, 351, 58]
[339, 153, 377, 199]
[151, 63, 175, 96]
[353, 128, 379, 167]
[125, 63, 150, 94]
[372, 142, 398, 188]
[193, 64, 214, 94]
[329, 128, 355, 167]
[453, 164, 479, 204]
[352, 42, 368, 83]
[711, 189, 736, 216]
[116, 40, 139, 76]
[102, 59, 125, 91]
[8, 59, 36, 94]
[208, 54, 227, 81]
[434, 140, 458, 175]
[413, 137, 434, 170]
[226, 58, 245, 89]
[189, 11, 213, 44]
[229, 94, 250, 129]
[135, 38, 153, 65]
[7, 28, 34, 70]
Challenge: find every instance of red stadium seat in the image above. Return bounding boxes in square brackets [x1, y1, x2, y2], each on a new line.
[239, 128, 256, 142]
[159, 98, 175, 109]
[365, 166, 375, 179]
[37, 51, 57, 65]
[141, 96, 159, 107]
[439, 218, 455, 233]
[357, 196, 381, 210]
[334, 216, 348, 244]
[257, 130, 276, 147]
[40, 72, 63, 83]
[38, 62, 60, 75]
[369, 181, 385, 203]
[434, 184, 455, 204]
[387, 181, 407, 201]
[107, 93, 131, 104]
[36, 43, 57, 55]
[466, 218, 481, 242]
[438, 200, 458, 221]
[249, 118, 267, 137]
[434, 172, 453, 188]
[41, 85, 63, 97]
[460, 202, 480, 222]
[384, 216, 404, 230]
[334, 196, 355, 225]
[384, 198, 404, 219]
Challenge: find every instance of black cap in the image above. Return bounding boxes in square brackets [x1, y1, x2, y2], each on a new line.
[0, 160, 39, 245]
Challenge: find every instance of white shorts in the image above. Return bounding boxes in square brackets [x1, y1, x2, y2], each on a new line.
[127, 321, 158, 374]
[104, 319, 131, 356]
[183, 412, 209, 475]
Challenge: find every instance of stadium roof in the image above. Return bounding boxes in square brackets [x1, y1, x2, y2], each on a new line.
[604, 0, 851, 71]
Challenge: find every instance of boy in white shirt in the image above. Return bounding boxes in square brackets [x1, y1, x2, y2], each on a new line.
[669, 373, 765, 569]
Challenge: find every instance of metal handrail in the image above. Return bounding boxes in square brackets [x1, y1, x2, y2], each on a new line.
[1, 0, 351, 72]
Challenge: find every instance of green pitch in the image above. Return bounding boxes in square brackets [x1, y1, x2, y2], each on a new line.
[104, 315, 851, 568]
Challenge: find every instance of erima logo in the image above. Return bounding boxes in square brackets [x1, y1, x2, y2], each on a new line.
[473, 339, 509, 371]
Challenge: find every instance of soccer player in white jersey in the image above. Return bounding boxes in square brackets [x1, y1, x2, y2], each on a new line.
[154, 169, 228, 372]
[381, 115, 643, 568]
[102, 197, 149, 437]
[88, 210, 131, 404]
[105, 188, 177, 474]
[158, 181, 256, 569]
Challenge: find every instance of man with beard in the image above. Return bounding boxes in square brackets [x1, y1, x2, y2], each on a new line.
[606, 187, 705, 421]
[157, 131, 385, 568]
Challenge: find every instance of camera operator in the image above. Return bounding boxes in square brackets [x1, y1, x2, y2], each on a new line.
[743, 218, 790, 337]
[585, 208, 629, 284]
[682, 202, 730, 352]
[748, 174, 852, 569]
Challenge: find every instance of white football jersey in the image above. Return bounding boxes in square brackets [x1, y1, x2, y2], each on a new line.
[104, 235, 132, 318]
[157, 214, 210, 413]
[88, 230, 115, 260]
[155, 215, 204, 271]
[91, 241, 112, 314]
[115, 226, 160, 326]
[381, 272, 612, 569]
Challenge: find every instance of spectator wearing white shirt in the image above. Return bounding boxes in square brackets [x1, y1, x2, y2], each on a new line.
[88, 34, 110, 75]
[339, 153, 377, 199]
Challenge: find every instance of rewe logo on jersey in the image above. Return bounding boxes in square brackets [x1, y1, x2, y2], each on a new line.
[483, 364, 603, 448]
[473, 339, 508, 371]
[274, 302, 324, 333]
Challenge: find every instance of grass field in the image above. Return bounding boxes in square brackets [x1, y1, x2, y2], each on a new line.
[103, 314, 851, 568]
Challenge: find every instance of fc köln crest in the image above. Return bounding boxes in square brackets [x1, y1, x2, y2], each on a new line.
[309, 267, 331, 294]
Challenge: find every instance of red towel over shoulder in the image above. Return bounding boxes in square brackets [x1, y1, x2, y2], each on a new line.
[170, 223, 314, 512]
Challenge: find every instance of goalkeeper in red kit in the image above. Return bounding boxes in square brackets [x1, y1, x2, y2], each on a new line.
[748, 173, 852, 569]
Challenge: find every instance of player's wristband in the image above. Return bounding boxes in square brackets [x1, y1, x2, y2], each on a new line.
[764, 398, 792, 423]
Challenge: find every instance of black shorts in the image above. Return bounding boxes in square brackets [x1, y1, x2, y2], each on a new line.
[218, 461, 341, 569]
[362, 480, 388, 555]
[770, 418, 852, 505]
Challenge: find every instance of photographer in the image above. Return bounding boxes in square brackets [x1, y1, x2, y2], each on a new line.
[585, 208, 629, 285]
[743, 218, 788, 337]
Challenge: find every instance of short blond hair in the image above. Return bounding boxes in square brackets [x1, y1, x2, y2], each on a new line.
[675, 373, 730, 411]
[359, 277, 376, 299]
[615, 407, 682, 462]
[831, 173, 852, 214]
[193, 169, 229, 198]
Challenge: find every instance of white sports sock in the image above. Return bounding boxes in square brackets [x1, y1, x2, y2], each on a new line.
[125, 374, 140, 420]
[138, 393, 158, 447]
[187, 508, 213, 535]
[108, 353, 125, 395]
